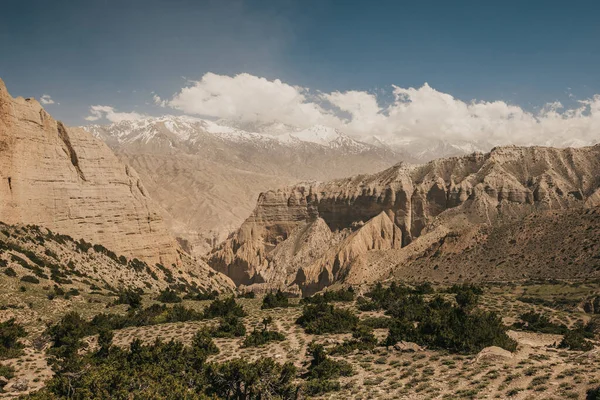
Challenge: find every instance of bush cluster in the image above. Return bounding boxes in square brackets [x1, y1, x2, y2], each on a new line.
[303, 342, 353, 395]
[329, 325, 377, 355]
[262, 289, 291, 309]
[0, 318, 27, 359]
[301, 287, 355, 304]
[512, 312, 568, 334]
[296, 301, 359, 334]
[156, 288, 182, 303]
[31, 326, 297, 399]
[203, 297, 246, 319]
[362, 282, 516, 354]
[242, 328, 285, 348]
[211, 315, 247, 338]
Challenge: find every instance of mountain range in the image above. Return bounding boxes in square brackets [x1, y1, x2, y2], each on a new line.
[85, 116, 491, 257]
[207, 144, 600, 295]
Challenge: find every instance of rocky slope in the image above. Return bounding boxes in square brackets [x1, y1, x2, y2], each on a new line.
[0, 78, 233, 291]
[86, 117, 405, 256]
[208, 145, 600, 294]
[0, 79, 181, 266]
[0, 222, 233, 294]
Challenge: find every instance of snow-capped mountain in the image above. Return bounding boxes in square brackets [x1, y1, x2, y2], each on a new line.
[84, 116, 406, 259]
[86, 115, 496, 161]
[86, 116, 376, 153]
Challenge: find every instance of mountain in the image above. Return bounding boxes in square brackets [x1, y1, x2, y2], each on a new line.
[86, 117, 405, 256]
[0, 78, 233, 291]
[207, 144, 600, 295]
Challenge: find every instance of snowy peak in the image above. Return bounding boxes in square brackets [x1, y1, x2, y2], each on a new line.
[285, 125, 343, 145]
[85, 117, 375, 153]
[84, 115, 496, 161]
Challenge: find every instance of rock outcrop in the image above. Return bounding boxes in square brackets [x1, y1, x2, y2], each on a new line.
[208, 145, 600, 294]
[87, 117, 405, 257]
[0, 78, 181, 266]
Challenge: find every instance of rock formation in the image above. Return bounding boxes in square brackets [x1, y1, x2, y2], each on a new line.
[86, 117, 405, 257]
[0, 78, 180, 266]
[208, 145, 600, 294]
[0, 78, 234, 291]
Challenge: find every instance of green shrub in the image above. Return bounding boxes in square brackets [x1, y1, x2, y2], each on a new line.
[303, 342, 352, 395]
[587, 386, 600, 400]
[0, 318, 27, 359]
[3, 267, 16, 277]
[34, 329, 296, 399]
[262, 289, 291, 309]
[242, 328, 285, 347]
[559, 328, 594, 351]
[114, 289, 142, 309]
[296, 302, 358, 334]
[20, 275, 40, 284]
[211, 315, 246, 338]
[384, 295, 516, 354]
[513, 312, 568, 334]
[330, 325, 377, 355]
[206, 357, 297, 399]
[203, 297, 246, 319]
[156, 288, 182, 303]
[303, 379, 340, 395]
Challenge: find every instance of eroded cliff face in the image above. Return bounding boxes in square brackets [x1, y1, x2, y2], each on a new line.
[208, 145, 600, 294]
[0, 79, 178, 267]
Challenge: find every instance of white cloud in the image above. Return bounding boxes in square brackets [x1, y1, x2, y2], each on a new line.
[152, 94, 167, 108]
[94, 73, 600, 148]
[84, 105, 146, 123]
[167, 72, 340, 127]
[159, 73, 600, 147]
[40, 94, 55, 105]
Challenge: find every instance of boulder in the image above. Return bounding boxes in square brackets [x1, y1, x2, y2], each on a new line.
[393, 341, 423, 352]
[474, 346, 514, 363]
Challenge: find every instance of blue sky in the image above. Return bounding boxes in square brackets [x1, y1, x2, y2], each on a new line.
[1, 0, 599, 129]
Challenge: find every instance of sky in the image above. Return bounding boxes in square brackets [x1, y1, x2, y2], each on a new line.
[1, 0, 600, 146]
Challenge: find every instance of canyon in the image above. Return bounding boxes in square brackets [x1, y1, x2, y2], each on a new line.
[208, 145, 600, 294]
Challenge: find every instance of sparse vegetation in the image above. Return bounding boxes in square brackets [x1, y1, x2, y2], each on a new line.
[303, 342, 353, 395]
[296, 301, 359, 334]
[301, 287, 355, 304]
[0, 318, 27, 359]
[513, 311, 568, 334]
[203, 296, 246, 319]
[262, 289, 292, 309]
[156, 287, 182, 303]
[242, 328, 285, 347]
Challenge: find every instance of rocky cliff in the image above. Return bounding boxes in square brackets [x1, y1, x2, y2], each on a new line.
[86, 117, 404, 257]
[208, 145, 600, 294]
[0, 78, 233, 292]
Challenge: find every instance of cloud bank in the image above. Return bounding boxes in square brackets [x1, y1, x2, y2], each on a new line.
[88, 73, 600, 147]
[85, 105, 146, 123]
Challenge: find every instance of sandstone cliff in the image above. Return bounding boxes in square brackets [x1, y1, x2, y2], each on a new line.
[0, 78, 234, 291]
[0, 79, 179, 266]
[208, 145, 600, 294]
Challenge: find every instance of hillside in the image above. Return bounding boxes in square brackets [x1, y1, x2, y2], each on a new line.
[208, 145, 600, 294]
[0, 79, 178, 267]
[85, 117, 408, 256]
